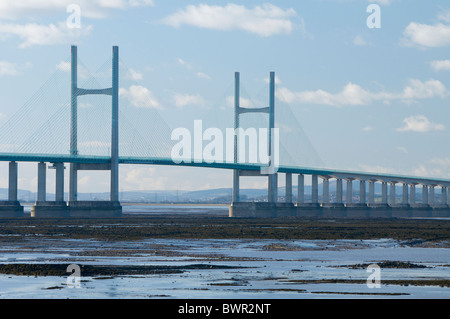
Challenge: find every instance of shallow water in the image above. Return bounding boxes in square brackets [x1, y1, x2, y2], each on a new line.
[2, 204, 449, 299]
[0, 237, 449, 299]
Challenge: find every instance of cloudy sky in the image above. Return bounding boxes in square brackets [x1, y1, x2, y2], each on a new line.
[1, 0, 450, 193]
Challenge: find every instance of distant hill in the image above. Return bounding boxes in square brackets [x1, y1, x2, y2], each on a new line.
[0, 182, 406, 203]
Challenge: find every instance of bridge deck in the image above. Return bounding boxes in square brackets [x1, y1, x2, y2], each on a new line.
[1, 152, 449, 187]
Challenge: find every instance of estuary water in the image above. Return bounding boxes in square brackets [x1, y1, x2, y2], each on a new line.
[1, 204, 449, 299]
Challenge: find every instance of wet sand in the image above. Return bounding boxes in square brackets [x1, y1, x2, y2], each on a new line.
[0, 214, 449, 241]
[0, 215, 449, 299]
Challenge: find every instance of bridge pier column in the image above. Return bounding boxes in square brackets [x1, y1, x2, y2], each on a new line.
[359, 180, 366, 204]
[8, 161, 18, 202]
[322, 177, 329, 204]
[381, 182, 388, 204]
[429, 186, 435, 206]
[0, 162, 24, 217]
[402, 183, 409, 205]
[441, 187, 447, 206]
[285, 173, 292, 203]
[368, 181, 375, 205]
[389, 182, 396, 206]
[346, 179, 353, 204]
[447, 187, 450, 206]
[268, 173, 278, 203]
[297, 174, 304, 205]
[37, 162, 46, 202]
[410, 184, 416, 205]
[422, 185, 428, 204]
[336, 178, 343, 204]
[69, 164, 77, 202]
[55, 163, 65, 202]
[232, 170, 240, 203]
[311, 174, 318, 205]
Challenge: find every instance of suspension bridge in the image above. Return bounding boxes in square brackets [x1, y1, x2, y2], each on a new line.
[0, 46, 449, 218]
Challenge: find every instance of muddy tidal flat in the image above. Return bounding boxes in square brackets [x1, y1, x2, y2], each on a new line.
[0, 214, 449, 299]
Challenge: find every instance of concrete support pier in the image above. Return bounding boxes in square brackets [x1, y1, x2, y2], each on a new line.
[0, 162, 24, 217]
[431, 186, 449, 217]
[321, 177, 345, 217]
[277, 173, 295, 217]
[31, 162, 70, 218]
[345, 179, 369, 218]
[69, 201, 122, 218]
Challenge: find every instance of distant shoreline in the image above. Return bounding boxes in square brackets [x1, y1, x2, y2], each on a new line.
[121, 203, 229, 206]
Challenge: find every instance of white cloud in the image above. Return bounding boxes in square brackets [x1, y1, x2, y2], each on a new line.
[56, 61, 71, 72]
[125, 68, 143, 81]
[177, 58, 193, 70]
[430, 60, 450, 72]
[401, 79, 448, 99]
[0, 61, 19, 76]
[277, 83, 372, 106]
[368, 0, 391, 5]
[438, 9, 450, 23]
[119, 85, 160, 109]
[412, 157, 450, 179]
[177, 58, 211, 80]
[196, 72, 211, 80]
[163, 3, 297, 37]
[0, 60, 31, 76]
[430, 157, 450, 167]
[0, 22, 92, 48]
[396, 146, 408, 154]
[264, 75, 282, 84]
[362, 126, 373, 132]
[122, 166, 170, 191]
[412, 165, 447, 179]
[353, 35, 370, 46]
[0, 0, 154, 47]
[0, 0, 154, 20]
[276, 79, 448, 107]
[174, 93, 205, 108]
[402, 22, 450, 48]
[396, 115, 445, 133]
[56, 60, 89, 78]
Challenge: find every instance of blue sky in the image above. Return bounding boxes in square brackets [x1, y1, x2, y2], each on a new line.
[1, 0, 450, 193]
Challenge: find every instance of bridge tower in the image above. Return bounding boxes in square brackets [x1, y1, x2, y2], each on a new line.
[67, 45, 122, 217]
[229, 72, 294, 217]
